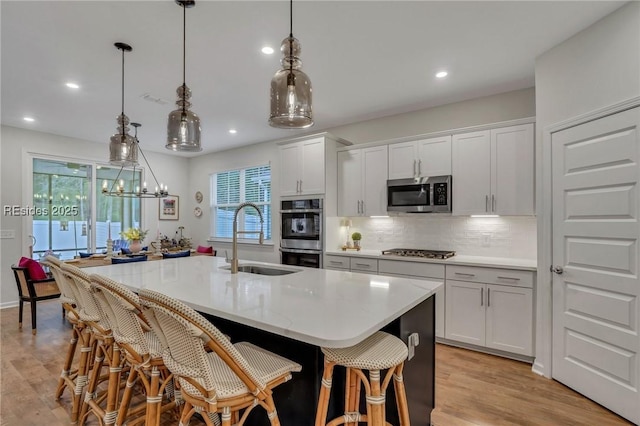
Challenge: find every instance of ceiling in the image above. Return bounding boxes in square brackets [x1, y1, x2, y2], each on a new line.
[1, 1, 625, 156]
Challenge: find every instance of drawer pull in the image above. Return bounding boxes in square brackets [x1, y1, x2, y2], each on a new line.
[480, 288, 484, 306]
[497, 276, 520, 281]
[355, 263, 371, 267]
[455, 272, 475, 277]
[329, 261, 344, 265]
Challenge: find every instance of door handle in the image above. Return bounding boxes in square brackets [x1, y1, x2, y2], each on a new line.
[299, 180, 302, 193]
[550, 266, 564, 275]
[361, 200, 365, 215]
[487, 288, 491, 307]
[492, 195, 495, 212]
[418, 159, 422, 176]
[485, 195, 489, 212]
[413, 159, 417, 177]
[480, 287, 484, 306]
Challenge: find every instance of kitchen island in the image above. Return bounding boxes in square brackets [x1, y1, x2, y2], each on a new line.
[84, 256, 441, 425]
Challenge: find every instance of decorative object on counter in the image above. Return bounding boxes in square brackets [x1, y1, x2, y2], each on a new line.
[105, 238, 113, 258]
[120, 228, 148, 254]
[269, 0, 313, 129]
[103, 121, 169, 199]
[195, 190, 203, 203]
[341, 219, 353, 248]
[351, 232, 362, 249]
[159, 195, 179, 220]
[166, 0, 202, 152]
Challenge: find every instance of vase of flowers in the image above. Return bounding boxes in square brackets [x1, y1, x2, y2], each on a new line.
[120, 228, 148, 254]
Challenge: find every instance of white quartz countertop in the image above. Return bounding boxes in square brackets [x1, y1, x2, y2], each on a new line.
[325, 250, 537, 271]
[84, 256, 441, 348]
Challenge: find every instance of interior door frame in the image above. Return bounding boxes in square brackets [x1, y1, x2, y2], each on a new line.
[535, 95, 640, 378]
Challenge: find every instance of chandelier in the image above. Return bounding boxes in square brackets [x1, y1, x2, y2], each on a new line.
[269, 0, 313, 129]
[102, 122, 168, 199]
[166, 0, 202, 152]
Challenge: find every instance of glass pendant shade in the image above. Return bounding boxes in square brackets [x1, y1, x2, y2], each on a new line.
[166, 84, 202, 151]
[109, 113, 138, 166]
[269, 36, 313, 129]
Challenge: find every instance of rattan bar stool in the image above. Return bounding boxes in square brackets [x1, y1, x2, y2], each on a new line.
[60, 263, 124, 426]
[89, 274, 182, 426]
[43, 256, 94, 425]
[315, 331, 410, 426]
[139, 288, 302, 426]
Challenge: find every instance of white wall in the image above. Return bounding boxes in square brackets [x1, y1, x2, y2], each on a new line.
[534, 1, 640, 376]
[0, 125, 190, 306]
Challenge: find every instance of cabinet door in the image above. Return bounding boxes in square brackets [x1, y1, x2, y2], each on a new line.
[435, 284, 445, 339]
[485, 284, 533, 356]
[445, 280, 485, 346]
[280, 143, 301, 196]
[417, 136, 452, 176]
[337, 150, 362, 216]
[491, 124, 534, 215]
[362, 146, 388, 216]
[388, 141, 417, 180]
[452, 131, 491, 215]
[300, 137, 325, 195]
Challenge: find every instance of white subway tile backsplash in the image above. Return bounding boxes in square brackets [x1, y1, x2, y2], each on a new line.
[326, 215, 536, 259]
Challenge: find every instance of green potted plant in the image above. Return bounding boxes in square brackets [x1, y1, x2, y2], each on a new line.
[351, 232, 362, 249]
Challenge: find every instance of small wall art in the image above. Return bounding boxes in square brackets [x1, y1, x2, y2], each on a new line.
[159, 195, 179, 220]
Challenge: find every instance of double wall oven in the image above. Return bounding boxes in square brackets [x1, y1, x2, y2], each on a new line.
[280, 198, 323, 268]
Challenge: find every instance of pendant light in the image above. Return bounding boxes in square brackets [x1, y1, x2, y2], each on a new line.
[269, 0, 314, 129]
[109, 42, 138, 166]
[102, 123, 169, 199]
[166, 0, 202, 152]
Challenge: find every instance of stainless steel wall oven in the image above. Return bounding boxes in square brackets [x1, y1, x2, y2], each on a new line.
[280, 198, 322, 268]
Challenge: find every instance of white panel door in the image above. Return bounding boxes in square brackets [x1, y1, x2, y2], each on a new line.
[485, 284, 533, 356]
[445, 280, 485, 346]
[300, 137, 325, 195]
[388, 141, 417, 180]
[452, 130, 491, 215]
[337, 150, 362, 217]
[491, 124, 534, 215]
[417, 135, 452, 177]
[552, 107, 640, 424]
[362, 146, 388, 216]
[280, 143, 301, 196]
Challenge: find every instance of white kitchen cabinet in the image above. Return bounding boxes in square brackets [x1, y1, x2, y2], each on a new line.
[444, 265, 534, 356]
[324, 254, 378, 274]
[279, 136, 326, 196]
[388, 136, 452, 180]
[337, 146, 388, 216]
[452, 123, 534, 215]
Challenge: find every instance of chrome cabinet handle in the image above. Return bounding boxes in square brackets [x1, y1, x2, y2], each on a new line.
[481, 287, 484, 306]
[299, 180, 302, 193]
[455, 272, 475, 277]
[355, 263, 370, 267]
[485, 195, 489, 212]
[497, 276, 520, 281]
[551, 266, 564, 275]
[492, 195, 495, 212]
[418, 159, 422, 176]
[487, 288, 491, 307]
[361, 200, 365, 215]
[329, 260, 343, 265]
[357, 200, 361, 214]
[413, 159, 417, 177]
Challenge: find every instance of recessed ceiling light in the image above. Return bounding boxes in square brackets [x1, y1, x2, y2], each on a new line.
[23, 117, 35, 122]
[229, 129, 237, 134]
[261, 46, 274, 55]
[435, 71, 448, 78]
[65, 82, 80, 89]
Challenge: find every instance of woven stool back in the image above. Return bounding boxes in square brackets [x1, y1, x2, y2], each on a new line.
[60, 263, 112, 331]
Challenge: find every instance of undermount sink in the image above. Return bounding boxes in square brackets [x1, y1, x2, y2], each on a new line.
[222, 264, 301, 276]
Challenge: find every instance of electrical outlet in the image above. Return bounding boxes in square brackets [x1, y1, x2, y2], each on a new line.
[0, 229, 16, 239]
[481, 233, 491, 247]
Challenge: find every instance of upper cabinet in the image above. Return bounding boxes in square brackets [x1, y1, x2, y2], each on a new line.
[388, 136, 452, 180]
[280, 135, 346, 196]
[452, 123, 534, 216]
[338, 146, 388, 216]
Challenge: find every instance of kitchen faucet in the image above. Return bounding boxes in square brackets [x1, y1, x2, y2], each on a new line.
[228, 202, 264, 273]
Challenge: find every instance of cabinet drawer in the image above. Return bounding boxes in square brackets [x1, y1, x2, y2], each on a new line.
[324, 255, 350, 270]
[446, 265, 533, 288]
[379, 259, 445, 279]
[350, 258, 378, 273]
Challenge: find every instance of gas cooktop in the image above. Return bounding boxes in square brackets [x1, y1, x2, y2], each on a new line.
[381, 248, 456, 259]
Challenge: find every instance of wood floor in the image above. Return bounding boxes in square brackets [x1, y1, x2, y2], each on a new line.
[1, 300, 632, 426]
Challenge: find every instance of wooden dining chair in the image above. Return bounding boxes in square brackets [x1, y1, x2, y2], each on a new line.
[139, 288, 302, 426]
[11, 262, 61, 334]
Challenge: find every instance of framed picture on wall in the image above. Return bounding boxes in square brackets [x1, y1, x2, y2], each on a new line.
[159, 195, 179, 220]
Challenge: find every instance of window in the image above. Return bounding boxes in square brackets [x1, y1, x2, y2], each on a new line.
[211, 165, 271, 241]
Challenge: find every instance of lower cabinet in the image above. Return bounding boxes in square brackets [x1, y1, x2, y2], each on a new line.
[444, 265, 534, 356]
[324, 254, 378, 274]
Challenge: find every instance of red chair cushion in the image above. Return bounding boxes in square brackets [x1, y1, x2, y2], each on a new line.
[196, 245, 214, 254]
[18, 257, 48, 281]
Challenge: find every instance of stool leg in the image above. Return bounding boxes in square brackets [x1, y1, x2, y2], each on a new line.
[366, 370, 384, 426]
[315, 360, 335, 426]
[393, 363, 410, 426]
[345, 368, 361, 426]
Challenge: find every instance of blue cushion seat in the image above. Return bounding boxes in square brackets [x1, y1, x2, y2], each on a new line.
[111, 255, 147, 264]
[162, 251, 191, 259]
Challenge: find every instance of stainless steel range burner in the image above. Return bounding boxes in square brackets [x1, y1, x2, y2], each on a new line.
[381, 248, 456, 259]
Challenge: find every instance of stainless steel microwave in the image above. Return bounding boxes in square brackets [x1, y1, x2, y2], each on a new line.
[387, 175, 452, 213]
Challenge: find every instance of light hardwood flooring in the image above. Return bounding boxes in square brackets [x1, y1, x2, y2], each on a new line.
[1, 300, 633, 426]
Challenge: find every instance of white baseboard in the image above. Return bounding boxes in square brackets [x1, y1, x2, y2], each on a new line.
[0, 301, 19, 309]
